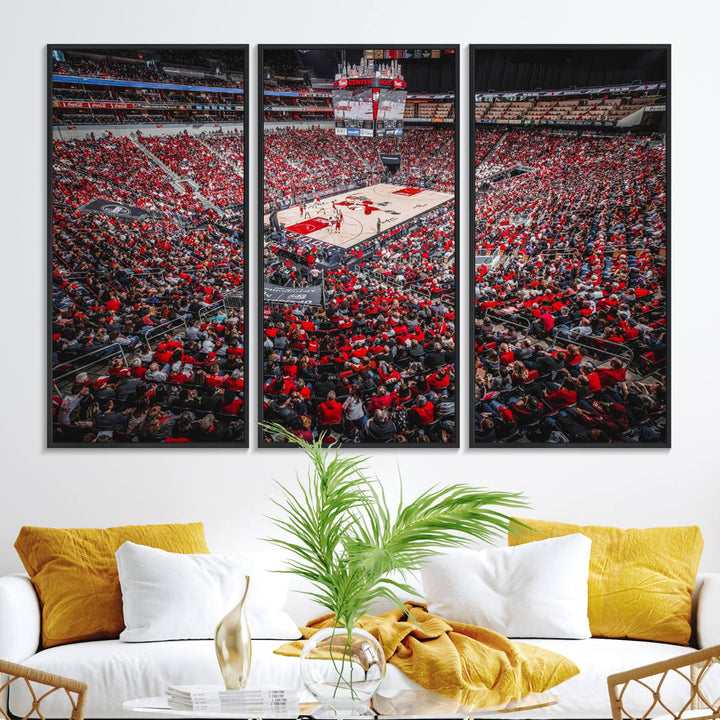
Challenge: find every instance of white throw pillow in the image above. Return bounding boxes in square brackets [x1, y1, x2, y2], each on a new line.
[116, 541, 301, 642]
[421, 534, 592, 639]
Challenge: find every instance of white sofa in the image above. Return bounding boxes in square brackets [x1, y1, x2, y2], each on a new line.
[1, 567, 719, 720]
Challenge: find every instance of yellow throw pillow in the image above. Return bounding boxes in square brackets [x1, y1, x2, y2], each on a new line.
[509, 519, 703, 645]
[15, 523, 209, 648]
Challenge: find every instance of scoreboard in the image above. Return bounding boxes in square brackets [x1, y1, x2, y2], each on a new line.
[333, 77, 407, 137]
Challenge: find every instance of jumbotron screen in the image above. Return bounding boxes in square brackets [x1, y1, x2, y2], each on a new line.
[333, 78, 407, 137]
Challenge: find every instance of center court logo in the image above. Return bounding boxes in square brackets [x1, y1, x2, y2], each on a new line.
[100, 204, 132, 216]
[79, 198, 149, 220]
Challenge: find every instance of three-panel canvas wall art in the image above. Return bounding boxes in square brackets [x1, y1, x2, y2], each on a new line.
[48, 45, 668, 448]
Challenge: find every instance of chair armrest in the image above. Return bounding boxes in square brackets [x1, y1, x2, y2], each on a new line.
[0, 659, 87, 720]
[696, 572, 720, 648]
[0, 575, 41, 661]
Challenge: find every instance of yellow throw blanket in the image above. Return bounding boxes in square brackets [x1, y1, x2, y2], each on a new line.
[275, 603, 579, 711]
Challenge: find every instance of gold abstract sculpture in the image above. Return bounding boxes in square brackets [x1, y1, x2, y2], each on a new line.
[214, 575, 252, 690]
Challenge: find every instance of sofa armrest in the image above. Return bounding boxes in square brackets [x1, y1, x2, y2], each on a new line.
[696, 573, 720, 649]
[0, 574, 41, 662]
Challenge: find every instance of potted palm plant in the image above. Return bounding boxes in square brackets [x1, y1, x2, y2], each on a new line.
[263, 424, 528, 713]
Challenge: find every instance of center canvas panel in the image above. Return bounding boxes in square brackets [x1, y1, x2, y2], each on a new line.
[259, 46, 459, 447]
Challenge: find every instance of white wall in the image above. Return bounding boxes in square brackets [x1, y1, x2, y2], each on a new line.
[1, 1, 718, 577]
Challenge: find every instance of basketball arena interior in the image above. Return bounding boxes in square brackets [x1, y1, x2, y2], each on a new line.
[472, 47, 667, 445]
[49, 46, 667, 447]
[51, 48, 247, 444]
[260, 48, 458, 445]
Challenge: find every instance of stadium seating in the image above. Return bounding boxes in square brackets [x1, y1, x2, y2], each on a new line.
[52, 51, 245, 127]
[138, 134, 244, 209]
[261, 127, 457, 445]
[264, 127, 454, 208]
[51, 131, 245, 444]
[473, 90, 665, 125]
[53, 54, 244, 88]
[51, 56, 665, 447]
[473, 126, 667, 443]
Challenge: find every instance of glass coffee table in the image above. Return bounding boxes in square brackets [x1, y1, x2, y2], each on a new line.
[124, 687, 558, 719]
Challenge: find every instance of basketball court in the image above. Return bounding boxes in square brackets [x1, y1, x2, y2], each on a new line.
[268, 183, 454, 249]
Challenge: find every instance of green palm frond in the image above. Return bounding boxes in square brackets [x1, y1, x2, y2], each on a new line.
[261, 423, 530, 630]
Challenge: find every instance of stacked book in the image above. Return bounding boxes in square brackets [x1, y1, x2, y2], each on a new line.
[166, 685, 299, 715]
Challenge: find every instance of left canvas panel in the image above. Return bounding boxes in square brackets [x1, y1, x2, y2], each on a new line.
[49, 46, 248, 446]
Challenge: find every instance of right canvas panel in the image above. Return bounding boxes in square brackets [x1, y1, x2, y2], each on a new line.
[471, 46, 669, 446]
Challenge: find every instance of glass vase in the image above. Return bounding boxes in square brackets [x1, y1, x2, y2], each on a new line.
[214, 575, 252, 690]
[299, 626, 386, 717]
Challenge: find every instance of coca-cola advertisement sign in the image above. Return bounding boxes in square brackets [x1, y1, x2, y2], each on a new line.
[58, 101, 135, 110]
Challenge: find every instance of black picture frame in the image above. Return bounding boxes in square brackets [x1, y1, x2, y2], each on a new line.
[258, 45, 460, 448]
[48, 44, 250, 448]
[468, 44, 670, 448]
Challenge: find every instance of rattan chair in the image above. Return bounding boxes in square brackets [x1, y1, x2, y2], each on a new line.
[0, 660, 87, 720]
[608, 644, 720, 720]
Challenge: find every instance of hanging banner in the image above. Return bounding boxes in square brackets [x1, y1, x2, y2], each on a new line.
[263, 283, 323, 306]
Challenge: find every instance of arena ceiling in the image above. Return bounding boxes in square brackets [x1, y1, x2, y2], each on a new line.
[473, 47, 667, 92]
[266, 48, 457, 94]
[61, 47, 246, 73]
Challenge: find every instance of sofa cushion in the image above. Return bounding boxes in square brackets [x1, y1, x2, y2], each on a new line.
[116, 542, 300, 641]
[518, 638, 718, 719]
[697, 573, 720, 648]
[10, 639, 416, 718]
[0, 574, 41, 662]
[509, 519, 703, 645]
[11, 637, 713, 719]
[14, 523, 209, 648]
[421, 535, 591, 639]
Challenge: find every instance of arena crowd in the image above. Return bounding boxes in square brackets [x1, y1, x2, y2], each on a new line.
[262, 127, 457, 445]
[472, 127, 667, 443]
[52, 131, 245, 443]
[264, 127, 454, 207]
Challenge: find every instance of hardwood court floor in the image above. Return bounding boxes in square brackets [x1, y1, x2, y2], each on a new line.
[268, 183, 454, 249]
